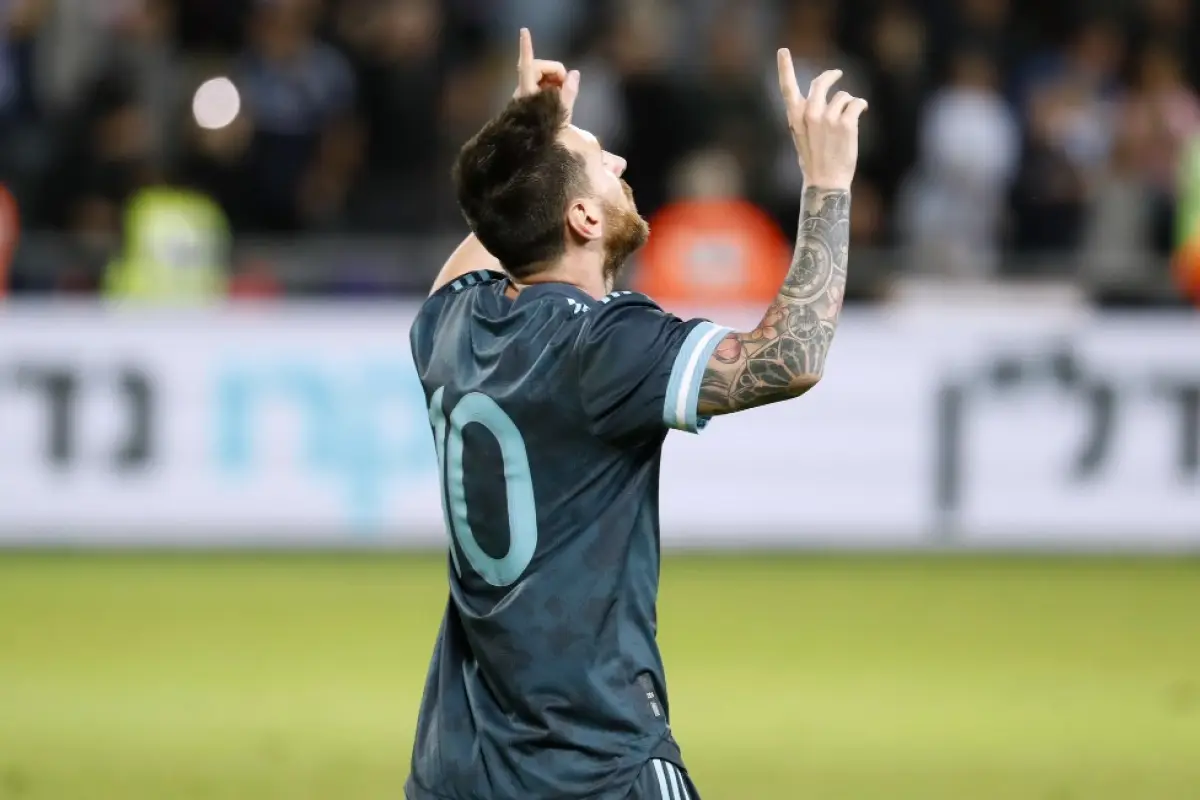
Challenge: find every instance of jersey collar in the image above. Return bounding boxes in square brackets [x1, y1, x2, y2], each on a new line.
[510, 280, 597, 308]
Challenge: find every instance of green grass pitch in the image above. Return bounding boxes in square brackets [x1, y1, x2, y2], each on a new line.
[1, 553, 1198, 799]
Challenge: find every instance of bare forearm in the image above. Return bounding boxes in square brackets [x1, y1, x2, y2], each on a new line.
[430, 234, 501, 295]
[697, 186, 851, 415]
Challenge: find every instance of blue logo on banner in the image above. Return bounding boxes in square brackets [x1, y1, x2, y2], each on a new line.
[213, 358, 433, 532]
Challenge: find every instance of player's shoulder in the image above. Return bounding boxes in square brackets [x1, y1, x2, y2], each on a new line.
[581, 290, 668, 327]
[576, 289, 672, 344]
[416, 270, 505, 325]
[411, 270, 506, 359]
[428, 269, 507, 301]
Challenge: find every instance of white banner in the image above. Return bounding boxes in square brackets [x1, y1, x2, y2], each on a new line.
[0, 303, 1197, 549]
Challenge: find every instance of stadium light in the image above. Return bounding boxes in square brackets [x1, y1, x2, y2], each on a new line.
[192, 77, 241, 131]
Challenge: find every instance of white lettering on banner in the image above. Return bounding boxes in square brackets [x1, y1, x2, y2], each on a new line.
[0, 304, 1196, 549]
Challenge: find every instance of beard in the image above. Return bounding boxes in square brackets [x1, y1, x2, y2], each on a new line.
[601, 187, 650, 284]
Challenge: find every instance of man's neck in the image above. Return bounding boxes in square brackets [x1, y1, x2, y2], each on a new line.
[512, 257, 610, 299]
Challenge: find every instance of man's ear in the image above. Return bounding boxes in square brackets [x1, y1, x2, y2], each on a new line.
[566, 198, 603, 243]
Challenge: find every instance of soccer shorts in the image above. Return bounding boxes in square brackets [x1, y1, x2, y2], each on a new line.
[626, 758, 701, 800]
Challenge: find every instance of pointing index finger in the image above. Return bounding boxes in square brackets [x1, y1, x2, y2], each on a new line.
[517, 28, 539, 95]
[518, 28, 534, 68]
[777, 48, 802, 109]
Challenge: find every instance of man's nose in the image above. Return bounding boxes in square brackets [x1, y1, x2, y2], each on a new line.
[606, 153, 627, 177]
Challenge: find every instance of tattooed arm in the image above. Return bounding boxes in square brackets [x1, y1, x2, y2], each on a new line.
[697, 186, 850, 415]
[693, 53, 865, 417]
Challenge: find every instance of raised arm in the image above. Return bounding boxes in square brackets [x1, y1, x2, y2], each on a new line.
[430, 29, 579, 295]
[429, 235, 502, 296]
[697, 57, 866, 416]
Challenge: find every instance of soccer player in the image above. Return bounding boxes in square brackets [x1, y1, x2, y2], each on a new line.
[405, 29, 865, 800]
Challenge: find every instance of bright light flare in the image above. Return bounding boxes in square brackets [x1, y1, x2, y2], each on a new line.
[192, 77, 241, 130]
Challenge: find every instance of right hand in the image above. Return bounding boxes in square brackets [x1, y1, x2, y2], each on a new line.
[515, 28, 580, 121]
[777, 50, 867, 191]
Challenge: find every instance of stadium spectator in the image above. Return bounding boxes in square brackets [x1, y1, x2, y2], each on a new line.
[899, 47, 1020, 278]
[633, 147, 790, 307]
[36, 0, 183, 169]
[697, 2, 775, 206]
[41, 76, 157, 240]
[0, 0, 49, 216]
[606, 0, 706, 219]
[102, 181, 230, 303]
[0, 0, 1195, 303]
[235, 0, 361, 232]
[1118, 42, 1200, 252]
[339, 0, 446, 233]
[860, 2, 929, 240]
[1078, 119, 1164, 295]
[1011, 17, 1123, 253]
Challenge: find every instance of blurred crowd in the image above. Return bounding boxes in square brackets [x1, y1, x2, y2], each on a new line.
[1, 0, 1199, 296]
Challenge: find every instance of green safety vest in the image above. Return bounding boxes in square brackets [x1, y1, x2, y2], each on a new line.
[104, 187, 230, 302]
[1176, 136, 1200, 247]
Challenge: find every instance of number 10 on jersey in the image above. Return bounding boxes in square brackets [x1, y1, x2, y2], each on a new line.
[428, 388, 539, 588]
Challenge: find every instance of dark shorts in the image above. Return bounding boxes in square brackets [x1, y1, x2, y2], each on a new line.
[625, 759, 701, 800]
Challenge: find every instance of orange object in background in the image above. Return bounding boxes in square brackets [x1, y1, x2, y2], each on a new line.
[0, 184, 19, 297]
[1172, 236, 1200, 306]
[633, 198, 790, 307]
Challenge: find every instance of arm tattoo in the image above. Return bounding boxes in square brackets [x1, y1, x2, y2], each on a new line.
[697, 186, 850, 415]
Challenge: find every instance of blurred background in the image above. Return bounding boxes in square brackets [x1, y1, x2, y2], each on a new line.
[0, 0, 1199, 798]
[0, 0, 1198, 299]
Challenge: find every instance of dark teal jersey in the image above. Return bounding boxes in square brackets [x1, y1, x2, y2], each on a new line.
[404, 270, 728, 800]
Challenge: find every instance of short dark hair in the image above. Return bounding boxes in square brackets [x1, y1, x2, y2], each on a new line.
[452, 90, 588, 279]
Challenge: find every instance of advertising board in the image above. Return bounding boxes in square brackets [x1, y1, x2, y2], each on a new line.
[0, 304, 1196, 549]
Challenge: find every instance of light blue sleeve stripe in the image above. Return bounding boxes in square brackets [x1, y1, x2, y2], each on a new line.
[662, 322, 732, 433]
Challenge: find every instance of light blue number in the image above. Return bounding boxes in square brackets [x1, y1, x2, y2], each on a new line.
[428, 387, 462, 576]
[428, 389, 538, 587]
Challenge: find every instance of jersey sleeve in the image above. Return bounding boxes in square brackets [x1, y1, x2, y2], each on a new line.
[576, 291, 732, 441]
[411, 270, 506, 371]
